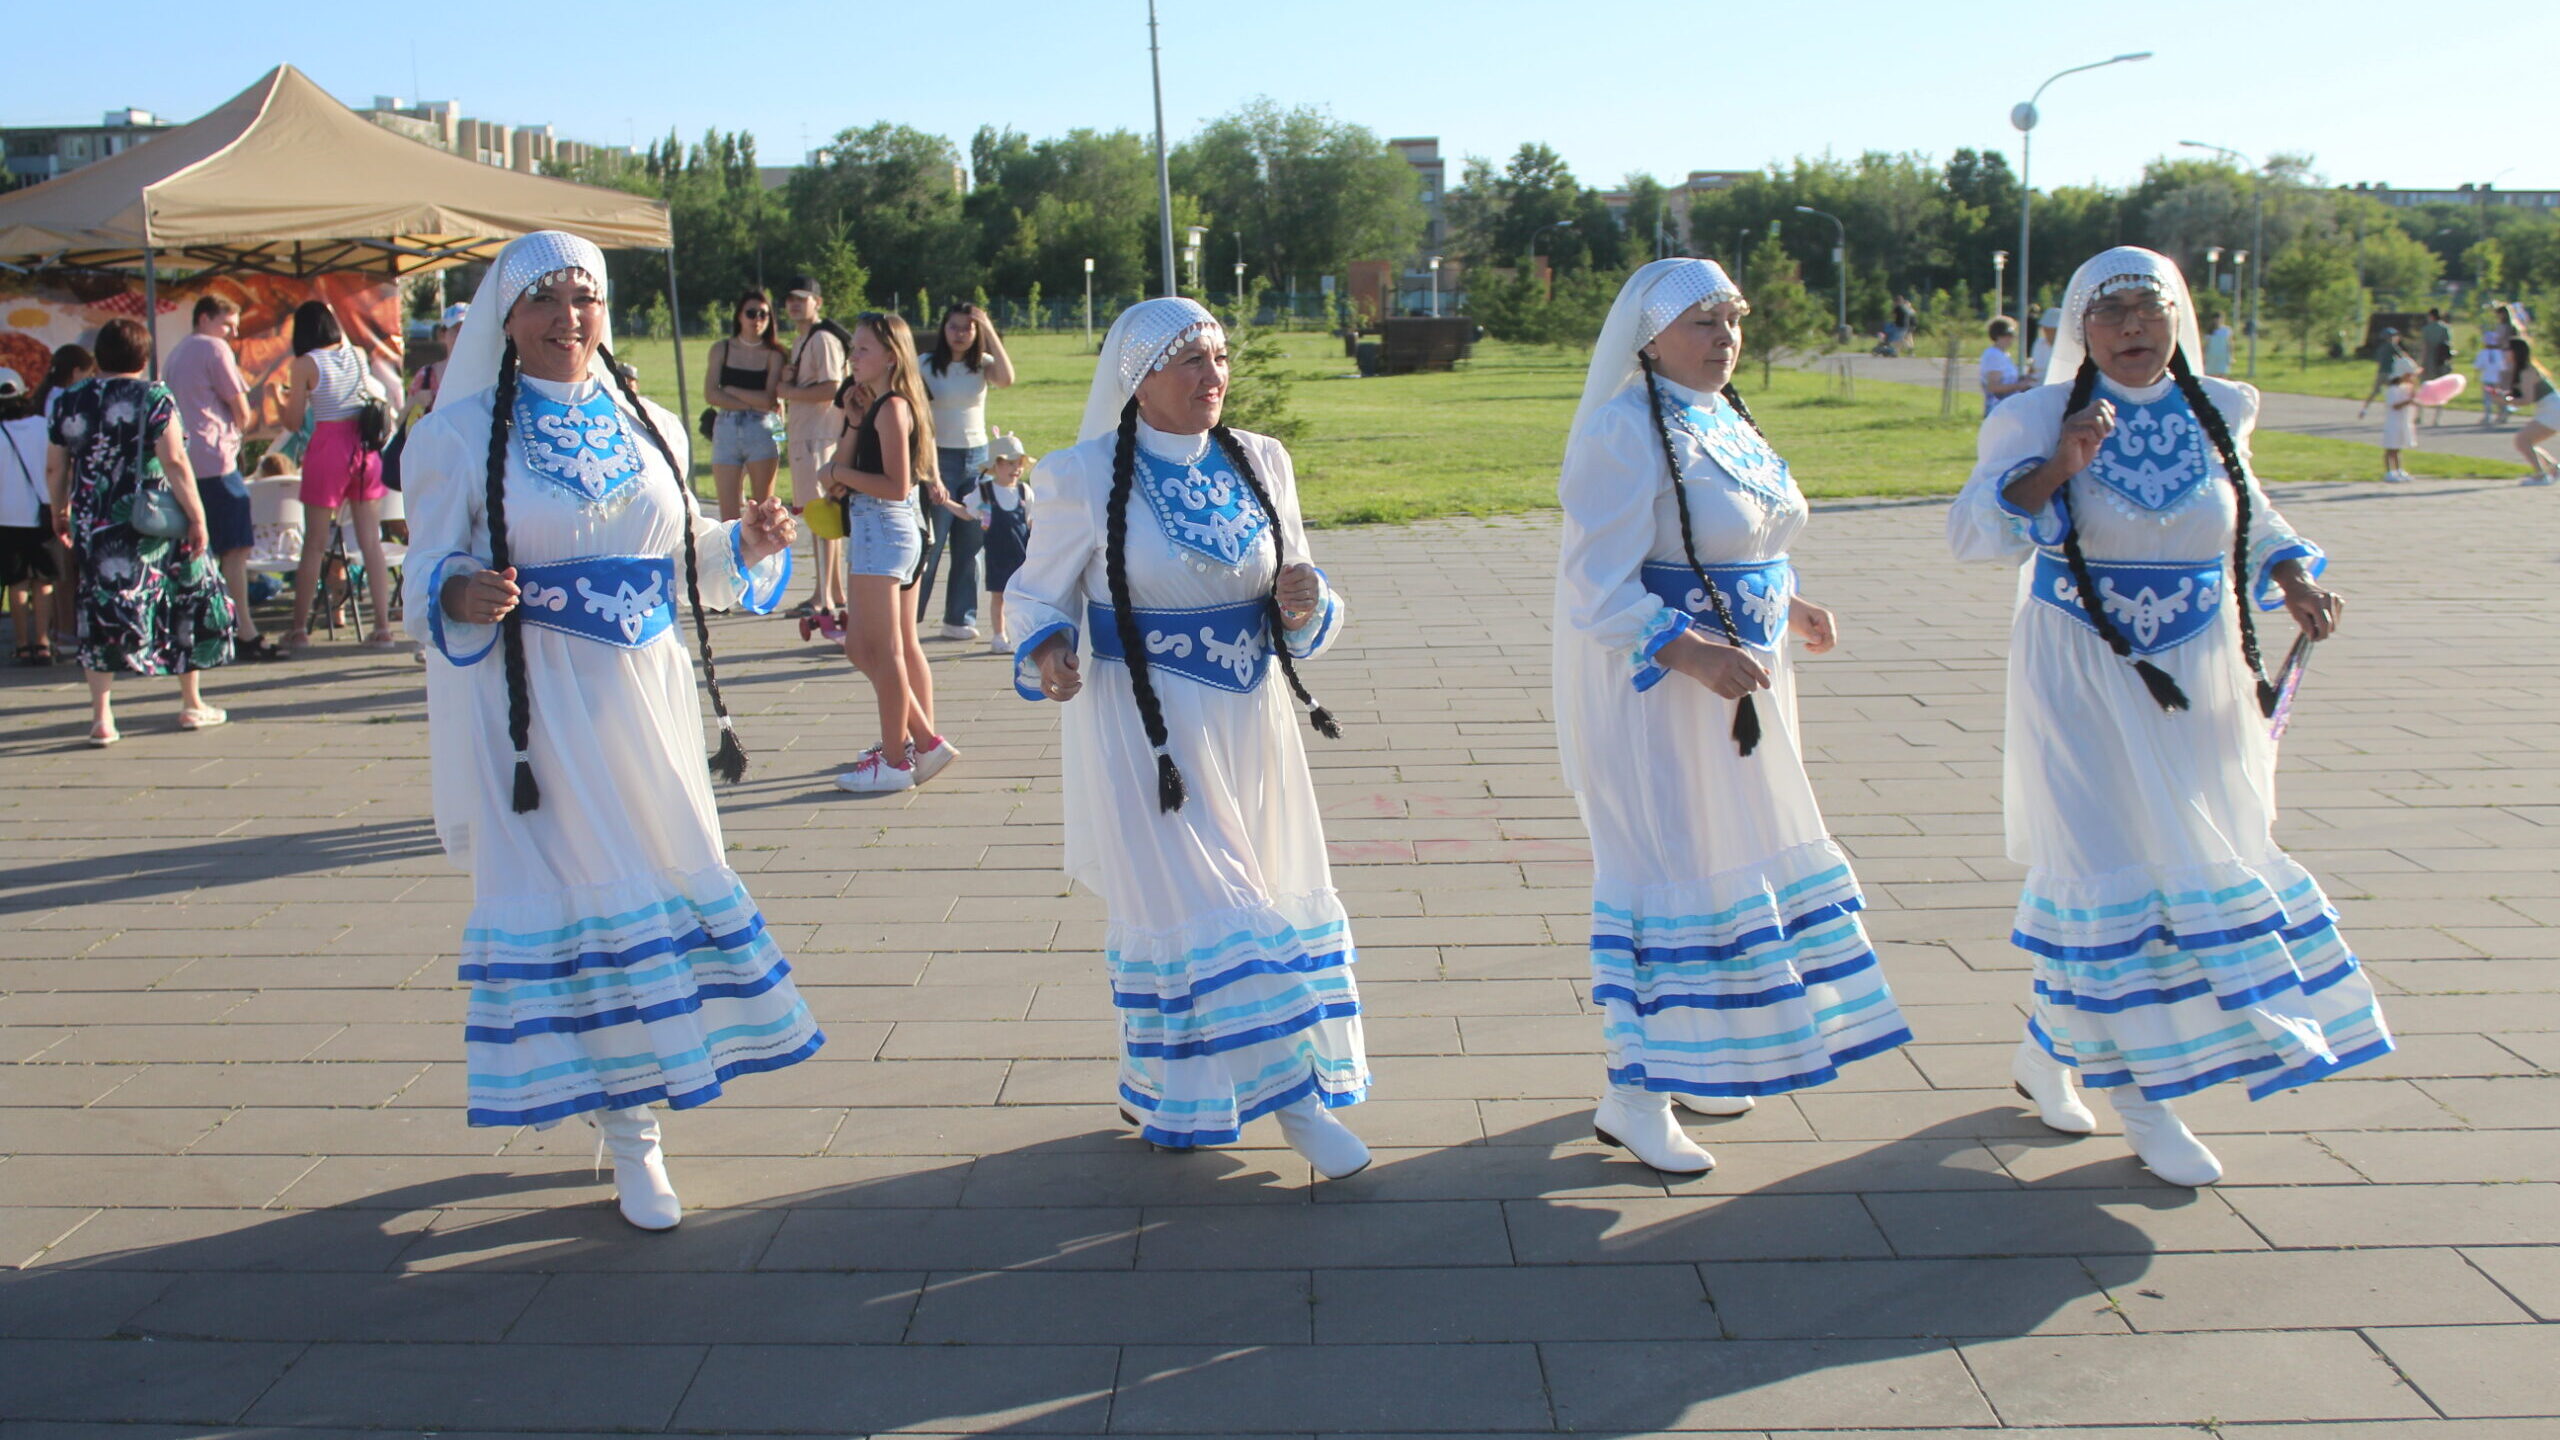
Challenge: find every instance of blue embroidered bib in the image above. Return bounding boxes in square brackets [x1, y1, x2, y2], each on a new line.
[1640, 557, 1795, 651]
[512, 555, 677, 648]
[1086, 598, 1271, 694]
[2029, 551, 2223, 655]
[1137, 446, 1269, 569]
[1673, 401, 1797, 508]
[2079, 387, 2211, 514]
[514, 387, 646, 508]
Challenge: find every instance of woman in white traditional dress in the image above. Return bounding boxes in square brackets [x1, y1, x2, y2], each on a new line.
[1554, 258, 1913, 1176]
[402, 232, 822, 1230]
[1005, 297, 1371, 1179]
[1948, 245, 2388, 1186]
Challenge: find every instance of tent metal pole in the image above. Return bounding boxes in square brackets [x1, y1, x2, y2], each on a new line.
[664, 245, 690, 482]
[141, 235, 162, 381]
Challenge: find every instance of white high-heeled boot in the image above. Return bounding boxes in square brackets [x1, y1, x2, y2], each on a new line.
[2106, 1088, 2222, 1187]
[1672, 1091, 1756, 1117]
[594, 1106, 683, 1230]
[1273, 1096, 1371, 1179]
[2011, 1035, 2097, 1135]
[1593, 1086, 1715, 1174]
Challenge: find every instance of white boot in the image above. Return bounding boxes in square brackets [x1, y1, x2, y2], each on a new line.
[594, 1106, 683, 1230]
[1273, 1096, 1371, 1179]
[2106, 1089, 2222, 1187]
[1671, 1091, 1756, 1117]
[2011, 1036, 2097, 1135]
[1593, 1086, 1715, 1174]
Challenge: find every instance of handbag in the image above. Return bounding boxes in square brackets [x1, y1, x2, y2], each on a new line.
[126, 382, 187, 539]
[347, 357, 395, 453]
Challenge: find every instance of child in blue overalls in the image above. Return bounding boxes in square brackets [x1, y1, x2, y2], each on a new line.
[974, 429, 1034, 654]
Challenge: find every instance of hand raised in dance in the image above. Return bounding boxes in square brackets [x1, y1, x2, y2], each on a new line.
[738, 496, 797, 567]
[2056, 397, 2117, 475]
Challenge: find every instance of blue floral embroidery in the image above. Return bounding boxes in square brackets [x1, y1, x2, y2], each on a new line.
[514, 389, 645, 508]
[2082, 388, 2210, 513]
[1138, 448, 1269, 568]
[1674, 401, 1796, 508]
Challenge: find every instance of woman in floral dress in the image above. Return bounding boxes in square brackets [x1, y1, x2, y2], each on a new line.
[46, 318, 232, 745]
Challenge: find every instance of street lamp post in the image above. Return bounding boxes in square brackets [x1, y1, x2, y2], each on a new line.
[1083, 256, 1095, 349]
[2012, 52, 2152, 340]
[1146, 0, 1177, 297]
[1736, 226, 1754, 280]
[1183, 225, 1206, 296]
[1993, 249, 2009, 315]
[1428, 255, 1442, 317]
[1234, 260, 1246, 313]
[2181, 140, 2266, 379]
[1795, 204, 1848, 339]
[2204, 244, 2224, 310]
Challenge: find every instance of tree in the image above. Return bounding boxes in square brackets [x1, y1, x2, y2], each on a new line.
[1448, 143, 1587, 268]
[784, 124, 976, 305]
[2266, 241, 2366, 369]
[2464, 237, 2506, 296]
[967, 126, 1167, 302]
[1172, 100, 1425, 292]
[1741, 230, 1828, 386]
[1620, 174, 1673, 259]
[2354, 222, 2443, 308]
[1215, 281, 1306, 447]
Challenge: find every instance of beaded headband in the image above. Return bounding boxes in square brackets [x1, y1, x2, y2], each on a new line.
[1639, 260, 1744, 346]
[1113, 298, 1225, 394]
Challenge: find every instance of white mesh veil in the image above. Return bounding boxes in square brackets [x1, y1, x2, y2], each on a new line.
[1078, 297, 1224, 442]
[2044, 245, 2204, 387]
[1569, 259, 1745, 442]
[437, 231, 617, 404]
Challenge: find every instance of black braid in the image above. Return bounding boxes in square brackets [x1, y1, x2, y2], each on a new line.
[2055, 356, 2191, 712]
[485, 341, 540, 812]
[600, 344, 749, 782]
[1106, 398, 1185, 812]
[1638, 354, 1761, 756]
[1210, 424, 1340, 742]
[2168, 350, 2280, 718]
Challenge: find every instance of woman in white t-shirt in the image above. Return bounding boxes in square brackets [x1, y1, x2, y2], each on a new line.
[0, 370, 56, 663]
[918, 303, 1015, 640]
[1978, 316, 2032, 417]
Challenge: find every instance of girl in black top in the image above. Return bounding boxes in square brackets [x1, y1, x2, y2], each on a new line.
[703, 289, 784, 519]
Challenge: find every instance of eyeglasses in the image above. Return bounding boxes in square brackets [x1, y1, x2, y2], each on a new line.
[742, 307, 769, 318]
[2087, 299, 2171, 328]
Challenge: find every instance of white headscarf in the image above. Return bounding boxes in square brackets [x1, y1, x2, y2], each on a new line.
[1569, 259, 1745, 441]
[2045, 245, 2204, 387]
[1078, 297, 1223, 443]
[437, 231, 617, 404]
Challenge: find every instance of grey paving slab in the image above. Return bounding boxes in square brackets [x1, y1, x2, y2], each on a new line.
[4, 493, 2558, 1434]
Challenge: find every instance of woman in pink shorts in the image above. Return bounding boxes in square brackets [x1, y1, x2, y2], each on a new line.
[279, 300, 400, 649]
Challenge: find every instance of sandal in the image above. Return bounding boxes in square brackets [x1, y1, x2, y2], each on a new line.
[15, 644, 49, 667]
[238, 636, 285, 662]
[785, 599, 818, 619]
[364, 630, 408, 651]
[87, 719, 118, 747]
[176, 706, 228, 731]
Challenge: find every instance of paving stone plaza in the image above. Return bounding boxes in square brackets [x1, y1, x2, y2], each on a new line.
[1, 478, 2554, 1437]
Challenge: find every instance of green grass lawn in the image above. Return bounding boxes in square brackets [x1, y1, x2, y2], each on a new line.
[607, 329, 2520, 527]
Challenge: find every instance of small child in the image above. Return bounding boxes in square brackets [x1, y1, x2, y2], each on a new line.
[973, 429, 1035, 654]
[2381, 352, 2419, 483]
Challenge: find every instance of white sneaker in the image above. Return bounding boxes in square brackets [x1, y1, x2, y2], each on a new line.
[835, 751, 916, 793]
[2525, 474, 2557, 487]
[910, 735, 961, 784]
[2382, 470, 2408, 484]
[1273, 1096, 1371, 1179]
[1593, 1086, 1714, 1174]
[592, 1106, 682, 1230]
[940, 623, 979, 641]
[1671, 1091, 1756, 1116]
[2106, 1089, 2222, 1187]
[2011, 1035, 2098, 1135]
[988, 637, 1011, 655]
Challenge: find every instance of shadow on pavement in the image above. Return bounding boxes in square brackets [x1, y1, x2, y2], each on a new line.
[3, 1105, 2168, 1433]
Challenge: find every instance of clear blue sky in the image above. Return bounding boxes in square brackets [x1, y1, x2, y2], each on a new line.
[14, 2, 2549, 194]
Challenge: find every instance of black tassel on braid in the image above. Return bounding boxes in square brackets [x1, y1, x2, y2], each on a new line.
[2168, 350, 2282, 718]
[599, 344, 750, 782]
[484, 340, 540, 812]
[1210, 424, 1341, 741]
[1104, 398, 1185, 812]
[1638, 354, 1761, 756]
[2055, 356, 2190, 712]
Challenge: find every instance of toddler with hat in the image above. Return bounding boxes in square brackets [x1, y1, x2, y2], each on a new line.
[972, 428, 1035, 653]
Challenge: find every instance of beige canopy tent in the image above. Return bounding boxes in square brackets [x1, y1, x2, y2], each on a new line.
[0, 63, 687, 405]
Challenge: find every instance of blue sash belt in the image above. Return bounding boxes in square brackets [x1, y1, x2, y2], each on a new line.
[1086, 598, 1271, 695]
[2029, 550, 2224, 656]
[512, 555, 677, 648]
[1639, 557, 1794, 651]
